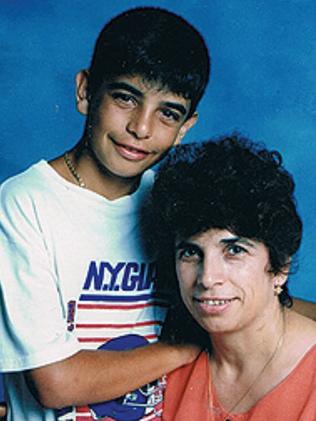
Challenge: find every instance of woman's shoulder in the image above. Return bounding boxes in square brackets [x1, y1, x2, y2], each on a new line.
[273, 310, 316, 391]
[285, 309, 316, 361]
[292, 298, 316, 322]
[288, 308, 316, 335]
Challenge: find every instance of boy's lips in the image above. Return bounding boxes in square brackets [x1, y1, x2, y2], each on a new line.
[112, 139, 151, 161]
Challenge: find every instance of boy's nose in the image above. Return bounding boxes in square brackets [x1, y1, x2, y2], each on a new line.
[126, 108, 153, 140]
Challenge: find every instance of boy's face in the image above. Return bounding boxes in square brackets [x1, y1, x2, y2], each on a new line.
[76, 72, 197, 179]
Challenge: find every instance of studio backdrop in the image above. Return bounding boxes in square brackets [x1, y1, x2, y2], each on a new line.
[1, 0, 315, 400]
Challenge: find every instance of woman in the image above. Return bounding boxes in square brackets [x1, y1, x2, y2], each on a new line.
[151, 136, 316, 420]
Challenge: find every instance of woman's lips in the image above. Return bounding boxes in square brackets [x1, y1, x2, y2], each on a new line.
[194, 297, 237, 315]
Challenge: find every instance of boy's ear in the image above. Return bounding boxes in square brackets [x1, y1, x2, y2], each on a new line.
[76, 70, 90, 115]
[175, 112, 198, 145]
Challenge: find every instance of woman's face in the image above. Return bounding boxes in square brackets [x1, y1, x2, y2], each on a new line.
[175, 228, 285, 335]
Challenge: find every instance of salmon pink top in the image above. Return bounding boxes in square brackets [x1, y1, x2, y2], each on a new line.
[162, 345, 316, 421]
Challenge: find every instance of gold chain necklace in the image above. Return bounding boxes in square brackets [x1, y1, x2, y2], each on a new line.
[210, 311, 286, 421]
[63, 152, 86, 188]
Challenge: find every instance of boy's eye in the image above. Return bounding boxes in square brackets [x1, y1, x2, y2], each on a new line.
[112, 92, 136, 106]
[226, 244, 247, 256]
[161, 108, 180, 122]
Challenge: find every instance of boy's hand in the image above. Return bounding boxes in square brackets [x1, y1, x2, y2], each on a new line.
[0, 402, 6, 420]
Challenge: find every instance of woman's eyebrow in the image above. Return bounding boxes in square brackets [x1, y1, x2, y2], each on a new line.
[220, 237, 256, 247]
[175, 240, 196, 250]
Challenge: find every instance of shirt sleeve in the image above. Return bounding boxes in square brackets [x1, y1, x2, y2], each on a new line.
[0, 182, 81, 372]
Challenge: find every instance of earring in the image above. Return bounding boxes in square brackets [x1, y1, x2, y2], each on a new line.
[273, 283, 283, 296]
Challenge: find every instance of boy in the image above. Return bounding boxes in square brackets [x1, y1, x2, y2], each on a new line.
[0, 7, 209, 421]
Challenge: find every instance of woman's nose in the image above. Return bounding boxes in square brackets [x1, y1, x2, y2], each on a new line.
[197, 255, 226, 289]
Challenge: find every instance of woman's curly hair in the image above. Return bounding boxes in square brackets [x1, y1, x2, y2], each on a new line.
[151, 134, 302, 318]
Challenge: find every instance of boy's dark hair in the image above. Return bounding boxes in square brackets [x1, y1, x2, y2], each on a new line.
[88, 7, 210, 117]
[151, 134, 303, 309]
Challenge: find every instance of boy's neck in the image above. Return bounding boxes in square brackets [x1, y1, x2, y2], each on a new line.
[50, 148, 142, 201]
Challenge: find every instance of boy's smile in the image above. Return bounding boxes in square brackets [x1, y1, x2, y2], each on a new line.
[110, 139, 150, 162]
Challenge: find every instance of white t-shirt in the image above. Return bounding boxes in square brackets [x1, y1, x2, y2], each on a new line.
[0, 161, 167, 421]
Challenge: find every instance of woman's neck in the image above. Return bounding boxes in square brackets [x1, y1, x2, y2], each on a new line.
[209, 307, 286, 372]
[208, 308, 287, 414]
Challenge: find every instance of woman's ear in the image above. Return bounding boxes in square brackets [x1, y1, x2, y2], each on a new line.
[75, 70, 90, 115]
[272, 259, 291, 295]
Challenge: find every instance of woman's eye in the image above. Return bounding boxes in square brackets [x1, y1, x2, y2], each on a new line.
[177, 245, 201, 261]
[226, 244, 247, 256]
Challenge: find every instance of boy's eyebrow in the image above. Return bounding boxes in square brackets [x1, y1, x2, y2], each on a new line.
[163, 101, 188, 116]
[106, 81, 143, 97]
[106, 81, 189, 116]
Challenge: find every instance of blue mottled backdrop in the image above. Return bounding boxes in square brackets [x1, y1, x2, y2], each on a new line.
[1, 0, 315, 400]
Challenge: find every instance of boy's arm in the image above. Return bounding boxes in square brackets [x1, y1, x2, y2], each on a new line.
[0, 187, 199, 410]
[292, 298, 316, 321]
[0, 403, 6, 420]
[25, 341, 199, 409]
